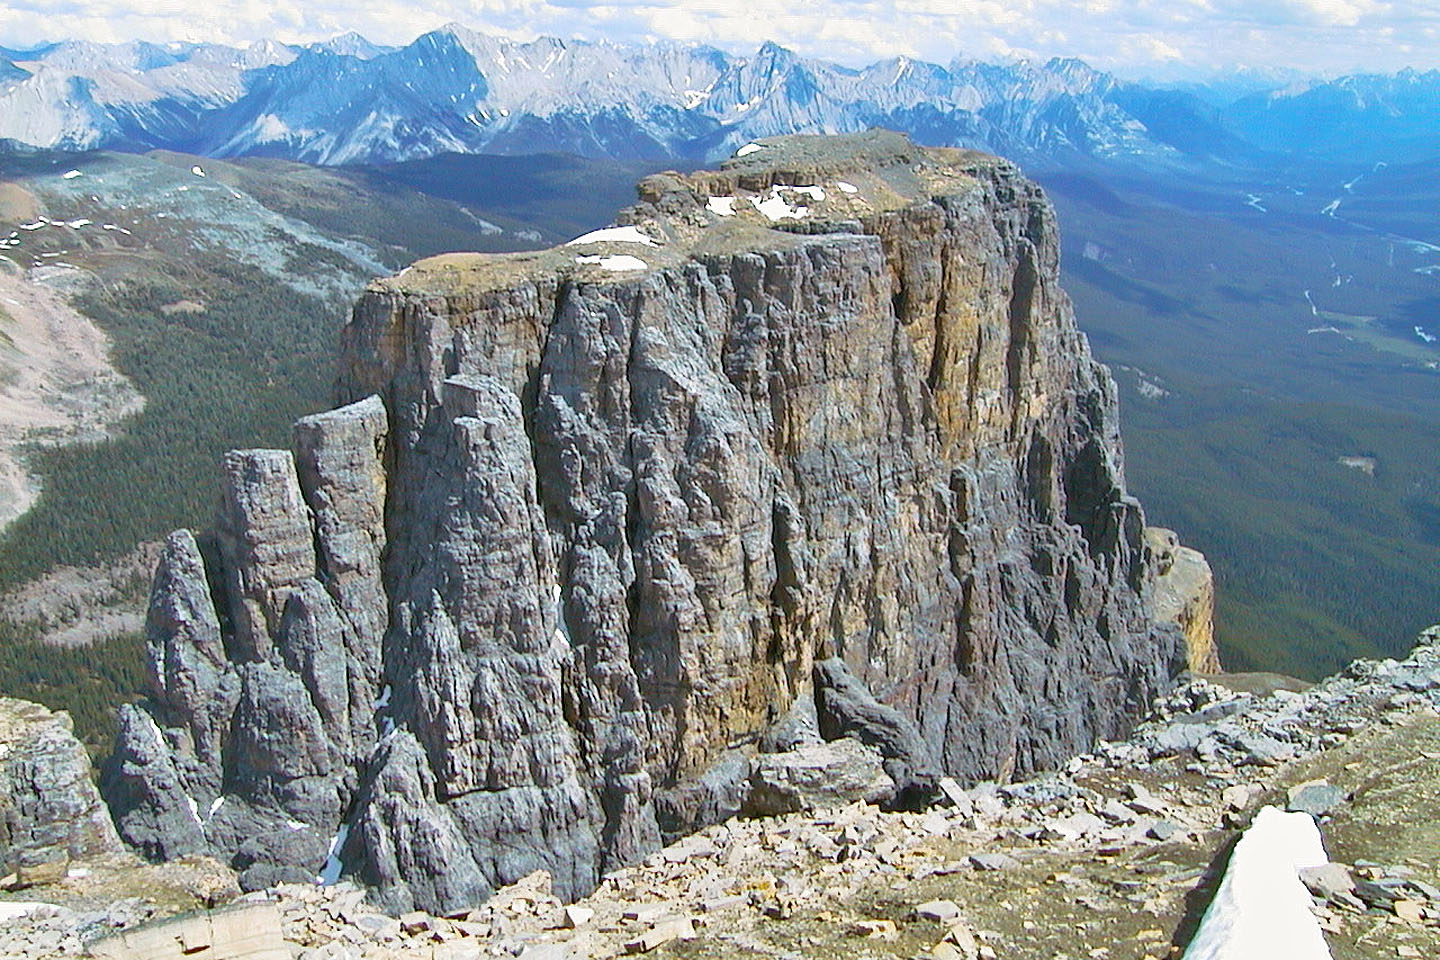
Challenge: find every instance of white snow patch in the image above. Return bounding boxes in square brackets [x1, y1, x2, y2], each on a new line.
[576, 254, 648, 272]
[67, 867, 90, 879]
[735, 142, 764, 158]
[61, 170, 82, 180]
[1307, 326, 1342, 335]
[191, 165, 206, 178]
[18, 222, 44, 231]
[66, 219, 91, 228]
[254, 113, 293, 142]
[317, 823, 351, 885]
[185, 795, 201, 825]
[1181, 806, 1332, 960]
[0, 903, 48, 922]
[788, 184, 826, 202]
[375, 684, 392, 710]
[565, 225, 658, 247]
[750, 187, 808, 221]
[1320, 199, 1341, 217]
[1244, 194, 1267, 213]
[835, 181, 859, 194]
[286, 819, 307, 831]
[1303, 290, 1318, 317]
[706, 196, 737, 217]
[1416, 326, 1437, 344]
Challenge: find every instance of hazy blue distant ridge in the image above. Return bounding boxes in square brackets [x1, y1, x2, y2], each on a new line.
[0, 27, 1428, 166]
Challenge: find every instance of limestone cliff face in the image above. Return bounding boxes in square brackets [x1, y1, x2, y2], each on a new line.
[104, 132, 1187, 913]
[1147, 527, 1220, 674]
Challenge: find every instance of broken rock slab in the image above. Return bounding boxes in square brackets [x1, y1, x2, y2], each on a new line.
[86, 901, 289, 960]
[744, 738, 894, 817]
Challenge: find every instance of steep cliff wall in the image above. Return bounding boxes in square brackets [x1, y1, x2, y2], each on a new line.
[104, 131, 1187, 913]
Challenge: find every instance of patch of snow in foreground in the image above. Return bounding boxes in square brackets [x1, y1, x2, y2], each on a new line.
[61, 170, 82, 180]
[565, 225, 658, 246]
[1182, 806, 1332, 960]
[0, 903, 48, 922]
[576, 254, 648, 272]
[706, 196, 737, 217]
[317, 823, 351, 885]
[191, 165, 206, 177]
[787, 184, 825, 202]
[835, 181, 859, 194]
[735, 142, 764, 157]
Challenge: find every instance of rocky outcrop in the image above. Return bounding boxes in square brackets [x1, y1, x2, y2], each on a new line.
[104, 396, 390, 890]
[1147, 527, 1219, 674]
[0, 697, 122, 881]
[104, 131, 1189, 913]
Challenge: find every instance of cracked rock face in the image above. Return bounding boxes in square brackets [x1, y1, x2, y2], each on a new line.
[103, 131, 1186, 913]
[0, 697, 123, 878]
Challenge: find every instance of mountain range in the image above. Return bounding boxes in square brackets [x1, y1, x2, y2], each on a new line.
[2, 25, 1434, 168]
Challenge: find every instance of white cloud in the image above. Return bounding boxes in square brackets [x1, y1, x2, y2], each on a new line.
[0, 0, 1435, 78]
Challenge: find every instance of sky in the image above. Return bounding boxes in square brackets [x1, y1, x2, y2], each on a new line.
[2, 1, 1437, 79]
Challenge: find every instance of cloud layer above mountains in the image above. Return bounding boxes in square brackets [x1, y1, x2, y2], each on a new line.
[1, 0, 1436, 77]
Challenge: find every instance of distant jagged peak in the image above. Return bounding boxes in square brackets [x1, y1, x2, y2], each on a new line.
[304, 31, 392, 60]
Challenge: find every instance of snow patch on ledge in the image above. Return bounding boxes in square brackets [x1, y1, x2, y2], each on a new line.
[750, 187, 808, 221]
[576, 254, 648, 272]
[706, 196, 737, 217]
[735, 142, 764, 157]
[565, 225, 658, 246]
[1182, 806, 1333, 960]
[317, 823, 351, 885]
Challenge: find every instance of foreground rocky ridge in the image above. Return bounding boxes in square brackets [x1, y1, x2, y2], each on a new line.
[102, 131, 1200, 912]
[5, 626, 1438, 959]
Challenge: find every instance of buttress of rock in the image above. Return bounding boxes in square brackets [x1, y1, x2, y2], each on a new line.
[0, 697, 123, 881]
[104, 395, 390, 891]
[104, 131, 1192, 914]
[1147, 526, 1220, 674]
